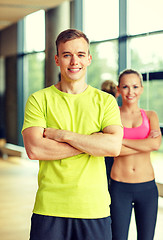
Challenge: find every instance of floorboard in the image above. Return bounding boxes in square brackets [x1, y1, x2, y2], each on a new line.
[0, 157, 38, 240]
[0, 156, 162, 240]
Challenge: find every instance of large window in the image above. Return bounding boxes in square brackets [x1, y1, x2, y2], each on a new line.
[83, 0, 163, 183]
[139, 80, 163, 123]
[24, 53, 45, 99]
[127, 0, 163, 142]
[87, 41, 118, 89]
[128, 33, 163, 72]
[129, 0, 163, 184]
[83, 0, 119, 89]
[128, 0, 163, 35]
[23, 10, 45, 100]
[127, 0, 163, 157]
[17, 10, 45, 145]
[24, 10, 45, 53]
[83, 0, 119, 41]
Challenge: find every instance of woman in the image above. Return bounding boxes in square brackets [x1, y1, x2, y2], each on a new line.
[110, 69, 162, 240]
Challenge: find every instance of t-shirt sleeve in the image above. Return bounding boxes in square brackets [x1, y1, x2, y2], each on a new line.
[22, 94, 47, 132]
[102, 95, 122, 130]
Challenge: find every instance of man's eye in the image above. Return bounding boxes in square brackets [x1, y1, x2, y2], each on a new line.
[123, 86, 127, 89]
[64, 54, 71, 57]
[78, 54, 85, 57]
[134, 86, 138, 89]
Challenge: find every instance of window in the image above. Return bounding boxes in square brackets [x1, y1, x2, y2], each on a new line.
[127, 0, 163, 160]
[24, 53, 45, 101]
[128, 33, 163, 72]
[83, 0, 163, 175]
[87, 41, 118, 89]
[128, 0, 163, 35]
[24, 10, 45, 52]
[83, 0, 119, 41]
[17, 10, 45, 145]
[139, 80, 163, 124]
[23, 10, 45, 99]
[83, 0, 119, 88]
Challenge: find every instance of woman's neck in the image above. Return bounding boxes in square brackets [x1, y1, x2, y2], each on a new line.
[120, 104, 140, 113]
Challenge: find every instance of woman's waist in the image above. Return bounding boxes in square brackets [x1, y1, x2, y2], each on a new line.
[111, 155, 154, 183]
[109, 178, 157, 191]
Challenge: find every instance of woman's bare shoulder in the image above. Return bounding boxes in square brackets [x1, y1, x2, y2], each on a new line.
[144, 109, 158, 118]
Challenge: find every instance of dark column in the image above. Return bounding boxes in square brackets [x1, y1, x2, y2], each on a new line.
[45, 2, 70, 87]
[118, 0, 127, 73]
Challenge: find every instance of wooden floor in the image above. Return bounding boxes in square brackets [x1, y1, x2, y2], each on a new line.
[0, 156, 163, 240]
[0, 157, 38, 240]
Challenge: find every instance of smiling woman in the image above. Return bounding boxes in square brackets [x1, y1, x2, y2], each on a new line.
[118, 70, 143, 107]
[110, 69, 162, 240]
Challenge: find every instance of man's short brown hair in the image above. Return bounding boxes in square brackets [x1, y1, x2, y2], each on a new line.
[56, 29, 90, 55]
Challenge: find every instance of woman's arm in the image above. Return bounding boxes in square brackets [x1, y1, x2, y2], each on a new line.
[119, 144, 140, 156]
[122, 111, 162, 153]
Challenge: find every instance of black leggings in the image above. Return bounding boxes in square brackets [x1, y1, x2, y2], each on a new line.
[110, 179, 158, 240]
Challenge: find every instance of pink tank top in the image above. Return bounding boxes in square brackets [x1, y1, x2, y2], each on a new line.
[123, 109, 150, 139]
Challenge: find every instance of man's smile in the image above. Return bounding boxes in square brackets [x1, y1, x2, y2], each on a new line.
[68, 68, 81, 73]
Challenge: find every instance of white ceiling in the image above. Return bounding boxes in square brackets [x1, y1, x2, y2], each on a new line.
[0, 0, 67, 31]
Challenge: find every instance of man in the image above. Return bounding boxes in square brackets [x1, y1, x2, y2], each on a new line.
[22, 29, 123, 240]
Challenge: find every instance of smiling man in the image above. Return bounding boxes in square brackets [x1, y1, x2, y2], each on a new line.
[22, 29, 123, 240]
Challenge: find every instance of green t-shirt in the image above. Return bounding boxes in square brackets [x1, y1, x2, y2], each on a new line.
[22, 85, 122, 219]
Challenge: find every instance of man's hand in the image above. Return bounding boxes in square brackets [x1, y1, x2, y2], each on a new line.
[43, 125, 123, 157]
[43, 128, 68, 142]
[22, 127, 82, 160]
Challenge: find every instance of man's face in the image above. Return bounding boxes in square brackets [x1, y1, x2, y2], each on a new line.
[55, 38, 92, 83]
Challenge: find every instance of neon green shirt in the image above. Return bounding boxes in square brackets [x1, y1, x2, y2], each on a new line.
[22, 85, 122, 219]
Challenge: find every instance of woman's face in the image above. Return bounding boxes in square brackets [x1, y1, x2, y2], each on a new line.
[118, 73, 144, 104]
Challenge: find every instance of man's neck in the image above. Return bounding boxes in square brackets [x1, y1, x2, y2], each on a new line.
[56, 81, 88, 94]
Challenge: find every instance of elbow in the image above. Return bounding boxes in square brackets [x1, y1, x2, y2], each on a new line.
[105, 144, 122, 157]
[108, 140, 123, 157]
[27, 152, 37, 160]
[26, 147, 39, 160]
[26, 151, 37, 160]
[151, 137, 162, 151]
[111, 148, 121, 157]
[112, 139, 123, 157]
[152, 142, 161, 151]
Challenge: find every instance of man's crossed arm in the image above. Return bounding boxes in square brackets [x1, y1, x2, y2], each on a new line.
[22, 125, 123, 161]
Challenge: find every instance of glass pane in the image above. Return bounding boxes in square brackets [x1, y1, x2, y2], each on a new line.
[24, 10, 45, 52]
[140, 80, 163, 183]
[24, 53, 45, 101]
[139, 80, 163, 124]
[87, 41, 118, 89]
[83, 0, 119, 41]
[128, 34, 163, 72]
[151, 139, 163, 184]
[128, 0, 163, 35]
